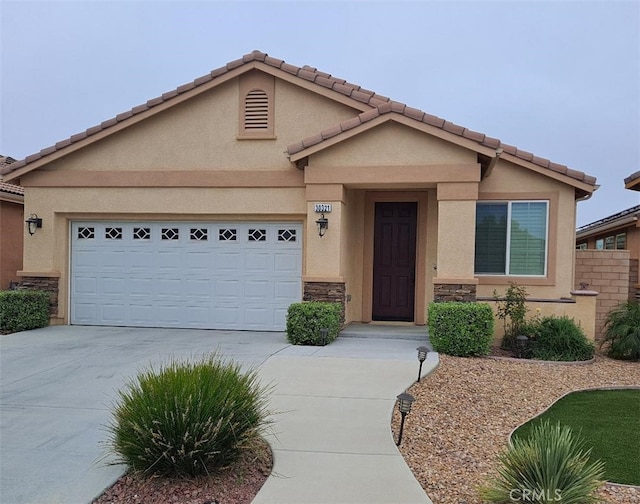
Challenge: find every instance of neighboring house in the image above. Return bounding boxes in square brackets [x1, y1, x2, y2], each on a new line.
[576, 173, 640, 302]
[0, 51, 598, 332]
[0, 155, 24, 290]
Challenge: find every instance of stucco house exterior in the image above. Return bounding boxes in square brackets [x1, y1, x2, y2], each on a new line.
[0, 156, 24, 290]
[1, 51, 598, 333]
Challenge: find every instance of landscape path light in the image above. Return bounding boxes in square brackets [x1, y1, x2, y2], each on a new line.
[516, 335, 529, 358]
[395, 392, 415, 446]
[416, 346, 429, 382]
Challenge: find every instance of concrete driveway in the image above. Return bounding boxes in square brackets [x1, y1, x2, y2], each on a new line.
[0, 325, 292, 504]
[1, 325, 436, 504]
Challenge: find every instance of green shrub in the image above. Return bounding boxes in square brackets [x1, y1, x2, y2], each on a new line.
[0, 290, 49, 333]
[527, 316, 594, 361]
[493, 282, 529, 349]
[106, 354, 272, 477]
[286, 302, 341, 345]
[480, 421, 605, 503]
[427, 302, 494, 357]
[601, 301, 640, 361]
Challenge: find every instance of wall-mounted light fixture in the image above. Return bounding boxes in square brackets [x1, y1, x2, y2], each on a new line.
[315, 213, 328, 237]
[25, 214, 43, 235]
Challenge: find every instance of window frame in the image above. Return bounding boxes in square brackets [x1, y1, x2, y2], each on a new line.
[475, 199, 549, 278]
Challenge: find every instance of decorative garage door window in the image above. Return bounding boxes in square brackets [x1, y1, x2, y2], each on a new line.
[71, 222, 302, 331]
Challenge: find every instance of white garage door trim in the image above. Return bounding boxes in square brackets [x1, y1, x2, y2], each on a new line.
[71, 221, 302, 331]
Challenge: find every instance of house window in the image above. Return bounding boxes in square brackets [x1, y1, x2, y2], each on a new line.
[616, 233, 626, 250]
[475, 201, 548, 276]
[77, 227, 95, 239]
[595, 238, 604, 250]
[248, 229, 267, 242]
[605, 236, 615, 250]
[161, 228, 179, 241]
[577, 243, 587, 250]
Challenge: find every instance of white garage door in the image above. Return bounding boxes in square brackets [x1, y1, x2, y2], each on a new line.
[71, 222, 302, 331]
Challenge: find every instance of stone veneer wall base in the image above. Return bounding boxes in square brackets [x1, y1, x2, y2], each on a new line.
[434, 283, 477, 302]
[303, 282, 346, 323]
[17, 277, 59, 317]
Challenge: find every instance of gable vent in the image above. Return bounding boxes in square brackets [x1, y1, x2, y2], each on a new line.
[244, 90, 269, 130]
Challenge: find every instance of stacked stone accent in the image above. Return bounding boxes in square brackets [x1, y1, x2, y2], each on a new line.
[575, 250, 630, 340]
[303, 282, 346, 322]
[434, 283, 477, 302]
[17, 276, 59, 316]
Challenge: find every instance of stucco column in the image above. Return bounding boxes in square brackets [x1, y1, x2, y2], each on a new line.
[434, 182, 479, 301]
[303, 184, 346, 316]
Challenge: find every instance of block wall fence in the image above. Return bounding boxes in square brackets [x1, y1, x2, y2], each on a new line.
[574, 250, 631, 340]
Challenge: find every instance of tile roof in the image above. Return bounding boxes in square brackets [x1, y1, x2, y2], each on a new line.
[0, 181, 24, 196]
[624, 171, 640, 191]
[0, 51, 597, 188]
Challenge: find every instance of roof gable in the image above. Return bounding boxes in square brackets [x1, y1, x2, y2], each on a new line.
[1, 50, 597, 194]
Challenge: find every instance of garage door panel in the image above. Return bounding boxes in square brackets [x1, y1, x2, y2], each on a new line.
[71, 221, 301, 330]
[74, 276, 98, 295]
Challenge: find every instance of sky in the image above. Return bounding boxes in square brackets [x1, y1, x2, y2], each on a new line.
[1, 0, 638, 227]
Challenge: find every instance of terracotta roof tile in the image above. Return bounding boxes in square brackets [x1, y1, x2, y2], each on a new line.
[624, 171, 640, 184]
[422, 113, 445, 128]
[287, 141, 305, 155]
[0, 182, 24, 196]
[225, 57, 245, 70]
[340, 116, 363, 131]
[321, 123, 343, 140]
[404, 106, 424, 121]
[177, 82, 196, 94]
[359, 108, 380, 122]
[442, 121, 465, 135]
[462, 129, 485, 143]
[531, 155, 550, 168]
[302, 133, 324, 149]
[584, 175, 597, 185]
[548, 162, 568, 174]
[2, 50, 595, 189]
[515, 149, 534, 162]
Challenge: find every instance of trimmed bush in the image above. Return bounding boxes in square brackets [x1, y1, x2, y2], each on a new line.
[428, 302, 494, 357]
[0, 290, 49, 333]
[601, 301, 640, 361]
[286, 302, 341, 345]
[480, 421, 605, 503]
[527, 316, 594, 361]
[106, 354, 272, 477]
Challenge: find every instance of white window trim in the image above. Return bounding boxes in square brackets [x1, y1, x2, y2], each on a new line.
[475, 200, 549, 277]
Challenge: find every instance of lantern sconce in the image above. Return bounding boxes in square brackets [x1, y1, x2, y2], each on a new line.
[25, 214, 43, 235]
[315, 214, 328, 237]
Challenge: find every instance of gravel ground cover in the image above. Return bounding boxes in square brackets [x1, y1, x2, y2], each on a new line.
[93, 439, 271, 504]
[393, 354, 640, 504]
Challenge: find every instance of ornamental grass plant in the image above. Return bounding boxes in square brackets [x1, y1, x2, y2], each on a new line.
[601, 301, 640, 361]
[479, 420, 605, 503]
[106, 354, 272, 477]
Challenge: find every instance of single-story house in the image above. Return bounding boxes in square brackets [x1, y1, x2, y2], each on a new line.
[0, 155, 24, 290]
[1, 51, 598, 333]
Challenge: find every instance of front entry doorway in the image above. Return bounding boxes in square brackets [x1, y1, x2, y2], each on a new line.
[372, 202, 417, 321]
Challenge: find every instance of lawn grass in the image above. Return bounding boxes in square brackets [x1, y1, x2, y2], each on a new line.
[512, 389, 640, 485]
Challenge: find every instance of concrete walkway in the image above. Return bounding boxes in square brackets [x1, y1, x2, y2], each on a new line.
[0, 325, 437, 504]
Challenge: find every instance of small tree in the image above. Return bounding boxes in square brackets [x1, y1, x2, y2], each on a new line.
[493, 282, 528, 349]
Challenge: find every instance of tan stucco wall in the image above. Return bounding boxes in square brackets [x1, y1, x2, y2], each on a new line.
[0, 200, 24, 288]
[41, 78, 359, 173]
[310, 121, 476, 168]
[476, 159, 578, 300]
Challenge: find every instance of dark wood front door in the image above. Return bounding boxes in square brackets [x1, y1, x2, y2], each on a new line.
[372, 202, 417, 321]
